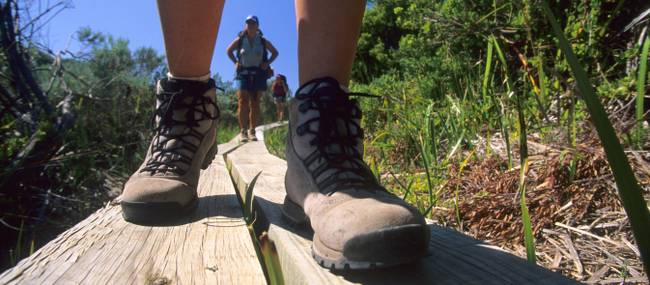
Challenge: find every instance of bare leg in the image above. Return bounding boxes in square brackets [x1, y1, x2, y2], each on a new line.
[295, 0, 365, 86]
[157, 0, 225, 77]
[238, 91, 251, 131]
[249, 91, 263, 130]
[122, 1, 225, 224]
[278, 102, 285, 121]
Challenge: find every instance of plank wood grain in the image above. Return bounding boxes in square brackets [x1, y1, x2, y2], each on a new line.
[0, 142, 264, 285]
[224, 124, 578, 285]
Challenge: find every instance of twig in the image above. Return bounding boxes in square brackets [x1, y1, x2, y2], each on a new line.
[561, 232, 584, 277]
[554, 222, 625, 248]
[586, 265, 610, 283]
[551, 249, 562, 269]
[0, 218, 22, 230]
[621, 236, 641, 258]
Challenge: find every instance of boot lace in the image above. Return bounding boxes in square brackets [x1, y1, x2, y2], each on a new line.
[294, 77, 381, 195]
[141, 79, 220, 175]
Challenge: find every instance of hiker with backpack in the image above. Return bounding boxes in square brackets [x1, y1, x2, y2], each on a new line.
[226, 15, 278, 142]
[271, 74, 289, 122]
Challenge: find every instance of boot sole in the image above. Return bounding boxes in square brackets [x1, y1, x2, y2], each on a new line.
[282, 197, 429, 270]
[281, 196, 310, 226]
[202, 142, 219, 169]
[122, 141, 215, 225]
[121, 197, 198, 225]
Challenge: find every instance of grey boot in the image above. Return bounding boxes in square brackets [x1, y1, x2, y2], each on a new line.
[120, 78, 219, 224]
[239, 129, 249, 143]
[283, 77, 430, 270]
[248, 129, 258, 141]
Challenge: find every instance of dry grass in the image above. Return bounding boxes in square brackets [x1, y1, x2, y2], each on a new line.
[438, 133, 650, 283]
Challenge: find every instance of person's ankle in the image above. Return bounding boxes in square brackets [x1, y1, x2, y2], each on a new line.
[167, 72, 211, 82]
[297, 76, 349, 96]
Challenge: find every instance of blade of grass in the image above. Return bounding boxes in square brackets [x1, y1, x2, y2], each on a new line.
[258, 233, 284, 285]
[517, 73, 535, 263]
[538, 56, 548, 108]
[454, 150, 475, 232]
[244, 171, 262, 224]
[482, 39, 494, 102]
[492, 36, 514, 168]
[493, 33, 537, 263]
[519, 158, 535, 263]
[417, 134, 435, 215]
[542, 1, 650, 275]
[403, 176, 415, 201]
[426, 102, 439, 171]
[636, 34, 649, 147]
[15, 219, 24, 264]
[483, 39, 495, 156]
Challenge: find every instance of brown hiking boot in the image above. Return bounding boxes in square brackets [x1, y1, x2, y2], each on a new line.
[283, 77, 430, 270]
[120, 77, 219, 224]
[248, 129, 258, 141]
[239, 129, 249, 143]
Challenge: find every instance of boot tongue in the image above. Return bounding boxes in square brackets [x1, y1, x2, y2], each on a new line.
[294, 82, 361, 159]
[143, 78, 218, 175]
[293, 78, 375, 194]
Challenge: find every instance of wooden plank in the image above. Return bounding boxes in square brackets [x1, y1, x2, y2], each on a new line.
[225, 126, 578, 285]
[0, 142, 265, 285]
[253, 121, 287, 141]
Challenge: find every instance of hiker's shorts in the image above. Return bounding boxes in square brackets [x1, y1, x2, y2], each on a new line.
[236, 68, 267, 92]
[273, 94, 286, 104]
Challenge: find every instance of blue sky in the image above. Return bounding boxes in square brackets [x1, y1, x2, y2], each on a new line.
[42, 0, 299, 90]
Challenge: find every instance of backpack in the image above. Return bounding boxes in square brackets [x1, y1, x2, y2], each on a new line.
[235, 30, 269, 64]
[272, 81, 285, 96]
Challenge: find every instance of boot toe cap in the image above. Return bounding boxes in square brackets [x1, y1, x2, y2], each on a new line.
[121, 177, 196, 205]
[314, 198, 429, 261]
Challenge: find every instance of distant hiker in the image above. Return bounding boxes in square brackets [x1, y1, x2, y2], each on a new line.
[271, 74, 288, 121]
[226, 15, 278, 142]
[121, 0, 429, 271]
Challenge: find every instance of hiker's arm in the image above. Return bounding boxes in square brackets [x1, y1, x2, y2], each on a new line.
[226, 38, 239, 65]
[264, 40, 279, 64]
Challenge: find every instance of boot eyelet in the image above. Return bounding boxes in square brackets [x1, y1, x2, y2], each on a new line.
[299, 103, 308, 113]
[297, 125, 307, 135]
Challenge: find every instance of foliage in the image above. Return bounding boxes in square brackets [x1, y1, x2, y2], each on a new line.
[352, 0, 650, 276]
[542, 0, 650, 274]
[0, 21, 278, 270]
[264, 124, 288, 160]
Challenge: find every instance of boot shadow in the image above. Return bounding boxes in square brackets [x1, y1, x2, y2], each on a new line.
[132, 194, 250, 227]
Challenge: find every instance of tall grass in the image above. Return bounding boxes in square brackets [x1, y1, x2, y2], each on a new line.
[217, 124, 240, 144]
[492, 35, 536, 263]
[482, 39, 495, 156]
[263, 125, 288, 160]
[518, 159, 535, 263]
[491, 36, 514, 168]
[542, 1, 650, 275]
[637, 35, 649, 147]
[238, 171, 284, 285]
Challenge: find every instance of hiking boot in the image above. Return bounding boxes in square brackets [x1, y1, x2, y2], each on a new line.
[283, 77, 430, 270]
[239, 130, 249, 143]
[248, 129, 258, 141]
[120, 78, 220, 224]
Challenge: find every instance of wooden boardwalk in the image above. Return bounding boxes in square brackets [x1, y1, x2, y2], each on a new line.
[0, 122, 578, 284]
[227, 124, 578, 285]
[0, 140, 265, 285]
